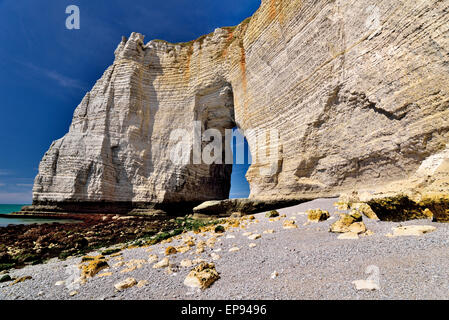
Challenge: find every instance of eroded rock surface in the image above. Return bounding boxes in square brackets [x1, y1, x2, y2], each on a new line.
[30, 0, 449, 214]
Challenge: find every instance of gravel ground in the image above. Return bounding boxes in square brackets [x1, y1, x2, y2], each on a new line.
[1, 197, 449, 300]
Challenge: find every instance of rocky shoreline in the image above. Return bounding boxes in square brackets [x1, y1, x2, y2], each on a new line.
[1, 198, 448, 300]
[0, 213, 181, 272]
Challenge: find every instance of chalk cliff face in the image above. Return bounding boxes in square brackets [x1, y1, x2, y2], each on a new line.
[32, 0, 449, 213]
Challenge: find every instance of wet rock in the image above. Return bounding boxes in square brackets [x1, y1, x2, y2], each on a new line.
[0, 274, 12, 283]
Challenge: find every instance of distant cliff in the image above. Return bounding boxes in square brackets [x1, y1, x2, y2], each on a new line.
[31, 0, 449, 214]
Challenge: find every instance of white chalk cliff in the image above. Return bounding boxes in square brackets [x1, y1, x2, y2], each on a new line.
[31, 0, 449, 215]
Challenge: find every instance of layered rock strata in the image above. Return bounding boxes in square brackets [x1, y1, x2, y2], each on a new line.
[30, 0, 448, 216]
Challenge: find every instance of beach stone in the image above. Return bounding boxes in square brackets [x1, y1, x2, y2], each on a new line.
[165, 246, 178, 256]
[10, 276, 32, 286]
[283, 220, 298, 229]
[183, 262, 220, 289]
[330, 212, 363, 233]
[248, 234, 261, 240]
[114, 278, 137, 291]
[180, 259, 193, 268]
[210, 253, 221, 261]
[265, 210, 279, 218]
[153, 258, 170, 269]
[307, 209, 330, 222]
[391, 225, 436, 237]
[137, 280, 148, 288]
[338, 232, 359, 240]
[352, 279, 380, 291]
[148, 254, 158, 263]
[80, 258, 109, 280]
[352, 203, 379, 220]
[348, 222, 367, 234]
[0, 274, 12, 283]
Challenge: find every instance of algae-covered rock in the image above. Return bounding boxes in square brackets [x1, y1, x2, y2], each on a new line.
[183, 262, 220, 289]
[307, 209, 330, 222]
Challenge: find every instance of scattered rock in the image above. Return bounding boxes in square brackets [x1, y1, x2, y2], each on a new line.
[271, 271, 279, 279]
[55, 280, 65, 286]
[352, 203, 379, 220]
[183, 262, 220, 289]
[69, 291, 78, 296]
[283, 220, 298, 229]
[226, 234, 235, 239]
[214, 225, 225, 233]
[352, 279, 380, 291]
[243, 232, 252, 236]
[206, 237, 217, 248]
[196, 247, 205, 254]
[114, 278, 137, 291]
[263, 229, 275, 234]
[248, 234, 261, 240]
[249, 243, 257, 248]
[165, 246, 178, 256]
[266, 210, 279, 218]
[348, 222, 367, 234]
[229, 247, 240, 252]
[153, 258, 170, 269]
[176, 246, 191, 253]
[148, 254, 158, 263]
[0, 274, 12, 283]
[10, 276, 32, 286]
[230, 212, 243, 218]
[391, 225, 436, 237]
[137, 280, 148, 288]
[329, 212, 363, 233]
[307, 209, 330, 222]
[97, 272, 113, 277]
[80, 258, 109, 280]
[338, 232, 359, 240]
[210, 253, 221, 260]
[120, 266, 136, 273]
[180, 259, 193, 268]
[422, 208, 434, 220]
[363, 230, 375, 237]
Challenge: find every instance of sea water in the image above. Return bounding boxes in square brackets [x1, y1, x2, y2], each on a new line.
[0, 204, 80, 227]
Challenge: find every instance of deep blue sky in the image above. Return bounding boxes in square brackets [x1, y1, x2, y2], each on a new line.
[0, 0, 258, 203]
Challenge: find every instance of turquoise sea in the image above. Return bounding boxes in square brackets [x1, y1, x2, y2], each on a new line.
[0, 204, 28, 214]
[0, 204, 80, 227]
